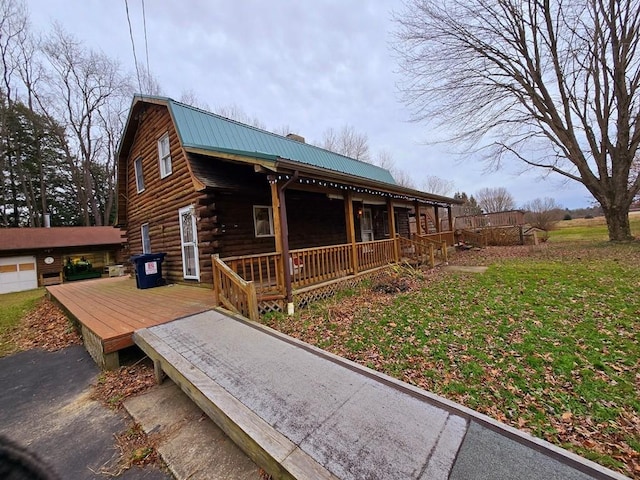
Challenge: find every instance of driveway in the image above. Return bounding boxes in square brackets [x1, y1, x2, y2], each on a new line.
[0, 345, 172, 480]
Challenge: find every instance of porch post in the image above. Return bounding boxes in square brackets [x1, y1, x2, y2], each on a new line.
[344, 191, 358, 275]
[414, 201, 422, 237]
[269, 180, 285, 298]
[275, 173, 299, 314]
[387, 198, 399, 263]
[447, 206, 453, 233]
[434, 206, 440, 233]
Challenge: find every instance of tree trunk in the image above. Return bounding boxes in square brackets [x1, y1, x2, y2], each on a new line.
[602, 205, 633, 241]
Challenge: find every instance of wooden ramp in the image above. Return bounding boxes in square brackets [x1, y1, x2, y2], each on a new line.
[134, 310, 623, 480]
[47, 277, 215, 369]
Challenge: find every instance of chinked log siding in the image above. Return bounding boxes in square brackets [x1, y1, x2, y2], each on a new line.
[123, 104, 202, 285]
[285, 190, 347, 249]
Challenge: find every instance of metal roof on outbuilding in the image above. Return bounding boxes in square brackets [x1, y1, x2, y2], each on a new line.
[162, 97, 398, 185]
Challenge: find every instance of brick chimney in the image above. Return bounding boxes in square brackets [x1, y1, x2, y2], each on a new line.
[286, 133, 305, 143]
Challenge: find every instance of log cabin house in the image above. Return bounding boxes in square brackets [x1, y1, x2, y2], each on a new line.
[117, 95, 461, 318]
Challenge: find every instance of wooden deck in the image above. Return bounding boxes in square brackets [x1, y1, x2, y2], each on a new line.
[47, 276, 216, 369]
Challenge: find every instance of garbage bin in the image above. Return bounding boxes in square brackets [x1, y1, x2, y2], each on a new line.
[130, 253, 166, 289]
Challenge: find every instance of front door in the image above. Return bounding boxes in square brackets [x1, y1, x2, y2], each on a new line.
[361, 207, 374, 242]
[179, 206, 200, 280]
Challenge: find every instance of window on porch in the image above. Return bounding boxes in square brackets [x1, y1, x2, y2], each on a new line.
[253, 205, 274, 237]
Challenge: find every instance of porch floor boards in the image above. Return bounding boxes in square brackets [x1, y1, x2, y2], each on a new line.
[47, 276, 216, 357]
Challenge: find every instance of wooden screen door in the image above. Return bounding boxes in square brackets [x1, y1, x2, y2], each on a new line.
[179, 206, 200, 280]
[361, 207, 374, 242]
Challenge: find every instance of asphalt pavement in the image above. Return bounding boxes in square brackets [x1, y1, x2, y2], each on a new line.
[0, 345, 171, 480]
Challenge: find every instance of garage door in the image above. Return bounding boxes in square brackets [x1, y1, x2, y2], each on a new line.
[0, 256, 38, 294]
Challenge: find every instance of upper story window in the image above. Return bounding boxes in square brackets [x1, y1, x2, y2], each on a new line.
[134, 157, 145, 193]
[158, 133, 172, 178]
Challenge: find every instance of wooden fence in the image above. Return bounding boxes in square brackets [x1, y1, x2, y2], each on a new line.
[458, 226, 538, 247]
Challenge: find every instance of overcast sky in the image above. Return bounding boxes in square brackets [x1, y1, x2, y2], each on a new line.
[29, 0, 594, 209]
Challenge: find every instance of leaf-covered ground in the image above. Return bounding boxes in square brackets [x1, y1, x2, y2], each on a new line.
[9, 296, 82, 353]
[262, 243, 640, 478]
[2, 296, 165, 474]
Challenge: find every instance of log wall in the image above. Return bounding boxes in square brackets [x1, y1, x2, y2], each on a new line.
[286, 191, 347, 249]
[123, 104, 201, 285]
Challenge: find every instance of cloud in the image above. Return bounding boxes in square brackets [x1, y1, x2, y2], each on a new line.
[28, 0, 594, 209]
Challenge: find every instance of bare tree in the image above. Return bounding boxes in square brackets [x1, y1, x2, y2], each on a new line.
[319, 125, 370, 162]
[522, 197, 564, 230]
[178, 89, 210, 111]
[0, 0, 28, 225]
[214, 103, 265, 129]
[371, 149, 415, 187]
[42, 25, 131, 225]
[394, 0, 640, 241]
[475, 187, 515, 213]
[272, 124, 293, 136]
[422, 175, 454, 196]
[137, 63, 162, 96]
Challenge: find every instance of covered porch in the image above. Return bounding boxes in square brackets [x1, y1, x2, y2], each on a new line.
[210, 170, 459, 320]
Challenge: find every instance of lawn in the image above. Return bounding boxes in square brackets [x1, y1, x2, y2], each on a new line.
[0, 288, 45, 356]
[262, 242, 640, 477]
[549, 211, 640, 242]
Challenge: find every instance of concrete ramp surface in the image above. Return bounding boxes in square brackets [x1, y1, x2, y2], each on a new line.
[134, 310, 628, 480]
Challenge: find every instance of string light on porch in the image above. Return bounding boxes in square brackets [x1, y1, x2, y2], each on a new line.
[268, 173, 448, 206]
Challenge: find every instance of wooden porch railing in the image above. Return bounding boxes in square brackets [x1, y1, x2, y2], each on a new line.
[418, 231, 455, 246]
[412, 233, 450, 263]
[458, 229, 488, 248]
[356, 238, 396, 271]
[398, 236, 435, 267]
[290, 243, 353, 289]
[212, 254, 259, 321]
[221, 252, 283, 296]
[218, 237, 442, 312]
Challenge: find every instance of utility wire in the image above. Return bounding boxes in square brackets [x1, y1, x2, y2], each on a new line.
[124, 0, 142, 93]
[142, 0, 150, 78]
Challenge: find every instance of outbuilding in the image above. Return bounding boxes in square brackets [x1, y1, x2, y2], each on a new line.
[0, 227, 127, 294]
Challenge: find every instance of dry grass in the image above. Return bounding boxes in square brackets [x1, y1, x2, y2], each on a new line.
[263, 242, 640, 478]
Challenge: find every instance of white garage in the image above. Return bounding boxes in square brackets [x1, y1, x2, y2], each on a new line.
[0, 256, 38, 294]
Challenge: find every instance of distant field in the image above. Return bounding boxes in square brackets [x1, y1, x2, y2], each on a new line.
[548, 211, 640, 242]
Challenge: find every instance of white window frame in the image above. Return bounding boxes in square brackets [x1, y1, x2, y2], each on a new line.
[253, 205, 274, 237]
[158, 133, 172, 178]
[179, 206, 200, 280]
[360, 207, 374, 242]
[141, 223, 151, 253]
[134, 157, 145, 193]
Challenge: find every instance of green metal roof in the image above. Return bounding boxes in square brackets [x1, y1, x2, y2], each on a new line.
[161, 97, 397, 185]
